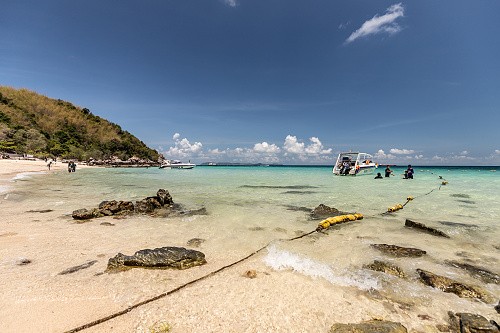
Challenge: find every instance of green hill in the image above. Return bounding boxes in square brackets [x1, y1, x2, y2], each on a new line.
[0, 86, 159, 161]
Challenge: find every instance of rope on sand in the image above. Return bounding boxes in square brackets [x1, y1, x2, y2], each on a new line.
[64, 229, 317, 333]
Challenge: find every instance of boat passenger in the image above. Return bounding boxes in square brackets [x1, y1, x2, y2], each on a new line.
[342, 160, 351, 175]
[374, 172, 383, 179]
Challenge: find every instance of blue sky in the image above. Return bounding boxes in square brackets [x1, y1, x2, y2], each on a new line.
[2, 0, 500, 165]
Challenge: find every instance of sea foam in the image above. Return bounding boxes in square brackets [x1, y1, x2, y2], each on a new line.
[11, 171, 46, 181]
[264, 244, 379, 290]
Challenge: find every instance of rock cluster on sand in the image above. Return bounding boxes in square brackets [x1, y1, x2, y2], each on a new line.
[71, 189, 206, 220]
[448, 312, 499, 333]
[371, 244, 427, 258]
[405, 219, 450, 238]
[106, 246, 207, 272]
[417, 269, 494, 303]
[364, 260, 407, 279]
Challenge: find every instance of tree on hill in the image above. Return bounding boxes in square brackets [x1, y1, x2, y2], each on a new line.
[0, 86, 160, 161]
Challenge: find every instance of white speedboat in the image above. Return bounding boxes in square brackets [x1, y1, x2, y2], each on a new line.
[159, 160, 196, 169]
[333, 152, 377, 176]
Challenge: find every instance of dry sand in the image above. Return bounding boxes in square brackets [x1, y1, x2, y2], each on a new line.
[0, 159, 497, 333]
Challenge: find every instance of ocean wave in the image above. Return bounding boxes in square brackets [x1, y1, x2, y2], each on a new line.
[264, 244, 379, 290]
[11, 171, 47, 181]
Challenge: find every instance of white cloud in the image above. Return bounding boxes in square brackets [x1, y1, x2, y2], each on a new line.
[283, 135, 331, 155]
[283, 135, 305, 154]
[460, 150, 469, 155]
[165, 134, 203, 159]
[374, 149, 395, 159]
[495, 150, 500, 155]
[346, 3, 404, 44]
[253, 142, 281, 154]
[390, 148, 415, 155]
[223, 0, 237, 7]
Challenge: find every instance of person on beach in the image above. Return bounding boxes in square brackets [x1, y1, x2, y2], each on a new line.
[47, 161, 52, 170]
[384, 166, 393, 177]
[406, 165, 414, 179]
[374, 172, 383, 179]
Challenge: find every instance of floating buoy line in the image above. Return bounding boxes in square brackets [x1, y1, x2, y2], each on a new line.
[65, 177, 448, 332]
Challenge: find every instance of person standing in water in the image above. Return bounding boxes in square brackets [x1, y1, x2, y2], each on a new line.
[406, 165, 414, 179]
[384, 166, 393, 177]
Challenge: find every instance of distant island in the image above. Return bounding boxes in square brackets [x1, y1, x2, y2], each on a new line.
[0, 86, 160, 163]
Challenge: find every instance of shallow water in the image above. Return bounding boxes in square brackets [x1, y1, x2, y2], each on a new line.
[2, 165, 499, 331]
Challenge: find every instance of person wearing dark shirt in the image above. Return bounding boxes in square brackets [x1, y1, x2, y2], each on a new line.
[384, 166, 392, 177]
[406, 165, 414, 179]
[374, 172, 383, 179]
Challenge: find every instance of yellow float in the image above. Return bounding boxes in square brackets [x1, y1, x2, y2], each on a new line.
[317, 213, 363, 231]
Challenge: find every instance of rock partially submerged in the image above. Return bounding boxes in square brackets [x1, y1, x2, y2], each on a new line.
[106, 246, 206, 272]
[364, 260, 407, 278]
[371, 244, 427, 258]
[405, 219, 450, 238]
[72, 189, 204, 220]
[311, 204, 347, 220]
[417, 269, 494, 303]
[445, 260, 500, 285]
[448, 312, 499, 333]
[330, 320, 408, 333]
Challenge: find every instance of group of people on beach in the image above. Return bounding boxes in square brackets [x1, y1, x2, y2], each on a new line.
[375, 165, 414, 179]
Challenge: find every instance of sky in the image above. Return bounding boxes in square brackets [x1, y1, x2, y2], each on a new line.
[2, 0, 500, 165]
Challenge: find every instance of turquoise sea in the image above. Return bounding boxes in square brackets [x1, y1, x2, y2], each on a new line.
[3, 165, 500, 332]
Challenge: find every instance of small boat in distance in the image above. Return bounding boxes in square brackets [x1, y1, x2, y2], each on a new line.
[333, 152, 377, 176]
[159, 160, 196, 169]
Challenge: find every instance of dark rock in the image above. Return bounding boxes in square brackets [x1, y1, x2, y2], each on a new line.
[417, 269, 493, 303]
[371, 244, 427, 258]
[156, 189, 173, 206]
[100, 222, 115, 226]
[135, 197, 162, 213]
[59, 260, 97, 275]
[311, 204, 347, 220]
[186, 238, 205, 247]
[495, 301, 500, 314]
[405, 219, 450, 238]
[448, 312, 499, 333]
[364, 260, 407, 278]
[72, 208, 95, 220]
[106, 246, 207, 272]
[329, 320, 408, 333]
[445, 260, 500, 285]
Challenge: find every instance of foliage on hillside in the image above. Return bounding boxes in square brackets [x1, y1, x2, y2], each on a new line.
[0, 86, 160, 161]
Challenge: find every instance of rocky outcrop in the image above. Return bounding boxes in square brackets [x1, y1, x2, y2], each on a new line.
[106, 246, 206, 272]
[311, 204, 347, 220]
[445, 261, 500, 285]
[495, 301, 500, 314]
[405, 219, 450, 238]
[71, 189, 199, 221]
[371, 244, 427, 258]
[330, 320, 408, 333]
[417, 269, 494, 303]
[448, 312, 499, 333]
[364, 260, 407, 278]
